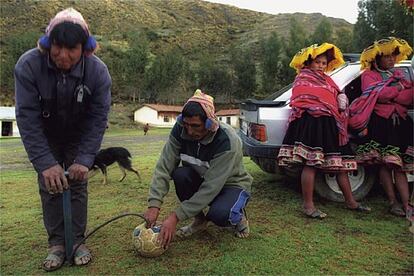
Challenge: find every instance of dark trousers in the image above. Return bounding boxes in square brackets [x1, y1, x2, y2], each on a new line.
[172, 167, 250, 227]
[38, 142, 88, 246]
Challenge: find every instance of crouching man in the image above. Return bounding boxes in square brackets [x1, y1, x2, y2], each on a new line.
[144, 90, 253, 248]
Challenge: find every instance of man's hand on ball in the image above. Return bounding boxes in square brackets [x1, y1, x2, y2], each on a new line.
[144, 207, 160, 228]
[159, 212, 178, 249]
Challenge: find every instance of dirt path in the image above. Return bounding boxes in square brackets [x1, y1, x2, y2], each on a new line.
[0, 133, 168, 172]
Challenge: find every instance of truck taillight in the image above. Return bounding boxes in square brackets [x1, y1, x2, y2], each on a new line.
[248, 123, 267, 142]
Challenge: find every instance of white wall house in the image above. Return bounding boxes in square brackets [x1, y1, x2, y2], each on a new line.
[0, 106, 20, 137]
[134, 104, 182, 128]
[216, 109, 240, 128]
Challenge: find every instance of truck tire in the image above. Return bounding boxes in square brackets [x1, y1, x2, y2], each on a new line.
[280, 166, 302, 181]
[314, 166, 376, 202]
[251, 157, 278, 174]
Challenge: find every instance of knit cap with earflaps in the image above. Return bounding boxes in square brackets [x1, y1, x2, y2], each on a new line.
[37, 7, 97, 55]
[185, 89, 219, 132]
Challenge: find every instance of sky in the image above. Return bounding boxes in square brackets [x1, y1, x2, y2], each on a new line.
[204, 0, 360, 24]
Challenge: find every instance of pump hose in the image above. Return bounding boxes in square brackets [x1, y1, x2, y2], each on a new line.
[68, 213, 148, 264]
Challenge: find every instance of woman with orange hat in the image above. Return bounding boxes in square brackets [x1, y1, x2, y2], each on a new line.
[277, 43, 371, 219]
[349, 37, 413, 217]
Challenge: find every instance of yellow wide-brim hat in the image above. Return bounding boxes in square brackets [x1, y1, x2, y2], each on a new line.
[360, 37, 413, 70]
[289, 43, 345, 73]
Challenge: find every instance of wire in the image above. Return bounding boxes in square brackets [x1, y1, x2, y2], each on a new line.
[68, 213, 148, 264]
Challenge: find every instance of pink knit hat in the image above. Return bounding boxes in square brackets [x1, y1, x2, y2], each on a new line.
[186, 89, 219, 132]
[45, 8, 91, 36]
[38, 7, 97, 54]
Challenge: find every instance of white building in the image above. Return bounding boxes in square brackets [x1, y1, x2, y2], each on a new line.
[0, 106, 20, 137]
[134, 104, 182, 128]
[216, 109, 240, 128]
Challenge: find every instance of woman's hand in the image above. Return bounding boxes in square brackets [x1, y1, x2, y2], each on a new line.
[337, 93, 348, 112]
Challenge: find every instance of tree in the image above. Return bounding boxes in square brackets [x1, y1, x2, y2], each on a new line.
[278, 18, 309, 88]
[391, 0, 414, 43]
[309, 18, 333, 45]
[0, 31, 39, 103]
[124, 33, 150, 102]
[353, 0, 413, 52]
[196, 55, 232, 102]
[230, 47, 257, 100]
[259, 31, 282, 95]
[144, 48, 188, 103]
[335, 27, 354, 53]
[352, 2, 377, 51]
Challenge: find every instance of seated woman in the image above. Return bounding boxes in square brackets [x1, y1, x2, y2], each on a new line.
[277, 43, 371, 219]
[349, 37, 413, 217]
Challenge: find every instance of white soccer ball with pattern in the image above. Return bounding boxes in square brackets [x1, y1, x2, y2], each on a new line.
[132, 223, 166, 257]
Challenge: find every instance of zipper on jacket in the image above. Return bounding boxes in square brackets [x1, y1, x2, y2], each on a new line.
[62, 73, 67, 85]
[197, 142, 201, 157]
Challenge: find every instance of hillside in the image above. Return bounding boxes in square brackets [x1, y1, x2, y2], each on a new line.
[0, 0, 352, 104]
[1, 0, 351, 51]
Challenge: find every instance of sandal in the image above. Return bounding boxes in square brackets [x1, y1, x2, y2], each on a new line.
[42, 249, 65, 272]
[389, 204, 406, 217]
[304, 209, 327, 219]
[74, 244, 92, 266]
[347, 203, 371, 213]
[234, 215, 250, 238]
[406, 203, 413, 222]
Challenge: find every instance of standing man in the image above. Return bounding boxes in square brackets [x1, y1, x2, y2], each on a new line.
[144, 90, 252, 249]
[15, 8, 111, 271]
[143, 123, 149, 135]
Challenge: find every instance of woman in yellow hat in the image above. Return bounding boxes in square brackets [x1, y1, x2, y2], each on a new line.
[277, 43, 371, 219]
[349, 37, 413, 217]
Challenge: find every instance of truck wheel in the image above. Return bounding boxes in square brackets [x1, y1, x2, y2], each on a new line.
[251, 157, 278, 174]
[314, 166, 376, 202]
[281, 166, 302, 181]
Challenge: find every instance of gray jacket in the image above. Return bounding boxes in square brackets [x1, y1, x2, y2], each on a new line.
[14, 48, 111, 173]
[148, 122, 253, 221]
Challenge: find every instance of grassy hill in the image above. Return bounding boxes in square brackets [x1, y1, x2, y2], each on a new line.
[0, 0, 352, 105]
[1, 0, 351, 52]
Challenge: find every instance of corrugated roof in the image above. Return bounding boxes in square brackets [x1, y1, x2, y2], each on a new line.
[0, 106, 16, 120]
[144, 104, 183, 113]
[216, 109, 240, 116]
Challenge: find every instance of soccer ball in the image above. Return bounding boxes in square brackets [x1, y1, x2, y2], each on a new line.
[132, 223, 166, 257]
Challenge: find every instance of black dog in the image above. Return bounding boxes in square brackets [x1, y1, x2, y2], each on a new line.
[89, 147, 141, 184]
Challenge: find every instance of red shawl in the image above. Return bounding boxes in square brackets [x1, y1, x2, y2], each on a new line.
[348, 71, 401, 134]
[289, 69, 349, 146]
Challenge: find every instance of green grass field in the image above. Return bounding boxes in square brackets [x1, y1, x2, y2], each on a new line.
[0, 128, 413, 275]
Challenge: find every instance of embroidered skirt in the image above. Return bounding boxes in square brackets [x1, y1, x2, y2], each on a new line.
[355, 112, 413, 172]
[277, 112, 357, 172]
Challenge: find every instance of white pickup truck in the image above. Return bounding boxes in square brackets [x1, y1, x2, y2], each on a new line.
[239, 60, 413, 202]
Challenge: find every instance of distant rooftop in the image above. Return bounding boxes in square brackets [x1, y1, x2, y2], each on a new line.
[216, 109, 240, 116]
[143, 104, 183, 113]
